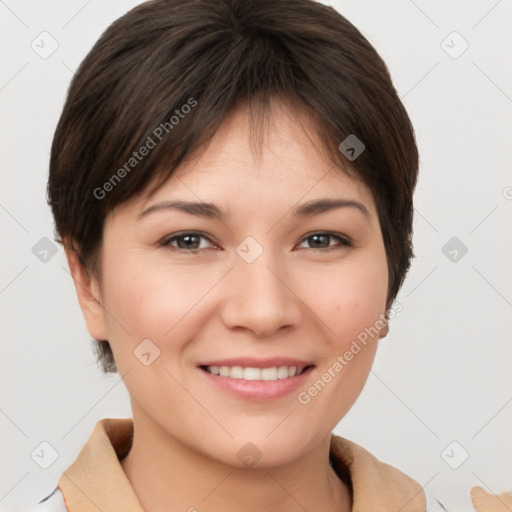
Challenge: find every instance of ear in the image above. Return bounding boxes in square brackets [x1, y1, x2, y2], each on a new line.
[379, 320, 389, 339]
[64, 240, 108, 341]
[379, 300, 391, 339]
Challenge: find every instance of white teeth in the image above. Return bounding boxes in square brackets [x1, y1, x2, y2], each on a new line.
[230, 366, 244, 379]
[204, 365, 305, 380]
[244, 367, 261, 381]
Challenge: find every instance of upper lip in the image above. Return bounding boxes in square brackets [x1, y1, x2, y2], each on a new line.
[197, 357, 315, 369]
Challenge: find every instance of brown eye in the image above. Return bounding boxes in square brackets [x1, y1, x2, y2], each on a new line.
[297, 232, 352, 251]
[160, 232, 215, 252]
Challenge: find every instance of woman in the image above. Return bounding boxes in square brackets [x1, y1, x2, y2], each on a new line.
[16, 0, 502, 510]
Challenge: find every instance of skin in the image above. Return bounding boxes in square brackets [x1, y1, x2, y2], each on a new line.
[66, 99, 389, 512]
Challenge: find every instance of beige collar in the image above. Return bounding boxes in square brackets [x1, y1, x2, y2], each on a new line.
[57, 417, 491, 512]
[328, 434, 425, 511]
[59, 418, 140, 511]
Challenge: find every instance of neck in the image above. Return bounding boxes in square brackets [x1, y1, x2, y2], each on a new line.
[120, 406, 352, 512]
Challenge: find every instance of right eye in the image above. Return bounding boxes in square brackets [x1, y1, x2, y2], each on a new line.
[159, 231, 219, 253]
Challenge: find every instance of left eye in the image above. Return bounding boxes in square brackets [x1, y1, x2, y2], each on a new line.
[297, 233, 352, 250]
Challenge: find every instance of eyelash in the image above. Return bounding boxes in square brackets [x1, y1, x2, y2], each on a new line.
[159, 231, 353, 253]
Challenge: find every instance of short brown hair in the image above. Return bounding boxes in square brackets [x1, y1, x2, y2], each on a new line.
[48, 0, 419, 373]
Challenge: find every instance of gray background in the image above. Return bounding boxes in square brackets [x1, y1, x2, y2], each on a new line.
[1, 1, 511, 511]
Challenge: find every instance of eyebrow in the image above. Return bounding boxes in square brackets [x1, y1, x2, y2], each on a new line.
[138, 198, 371, 222]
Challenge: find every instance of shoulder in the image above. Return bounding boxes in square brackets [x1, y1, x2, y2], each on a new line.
[1, 488, 68, 512]
[330, 434, 454, 511]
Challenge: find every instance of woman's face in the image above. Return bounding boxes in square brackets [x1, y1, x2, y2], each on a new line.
[84, 101, 389, 467]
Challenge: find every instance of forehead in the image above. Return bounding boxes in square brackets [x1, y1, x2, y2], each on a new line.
[134, 100, 375, 213]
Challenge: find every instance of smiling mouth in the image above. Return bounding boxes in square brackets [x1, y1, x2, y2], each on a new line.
[199, 364, 315, 381]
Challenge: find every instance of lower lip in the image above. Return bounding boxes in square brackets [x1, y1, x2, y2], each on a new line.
[198, 366, 315, 401]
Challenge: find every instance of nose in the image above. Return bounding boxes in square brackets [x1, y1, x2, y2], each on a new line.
[219, 248, 303, 337]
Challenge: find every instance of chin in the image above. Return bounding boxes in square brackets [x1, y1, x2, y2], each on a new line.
[205, 428, 317, 469]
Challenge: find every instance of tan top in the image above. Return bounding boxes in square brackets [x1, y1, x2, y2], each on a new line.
[46, 417, 504, 512]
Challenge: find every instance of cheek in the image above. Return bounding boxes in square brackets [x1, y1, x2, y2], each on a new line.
[293, 254, 387, 432]
[99, 255, 215, 353]
[299, 253, 388, 346]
